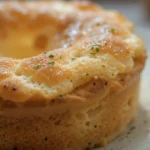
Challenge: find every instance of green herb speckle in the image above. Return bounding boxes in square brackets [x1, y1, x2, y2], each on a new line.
[48, 61, 55, 65]
[95, 47, 99, 52]
[91, 44, 100, 53]
[49, 54, 54, 58]
[85, 73, 89, 76]
[110, 28, 115, 33]
[33, 64, 41, 69]
[90, 52, 96, 55]
[71, 56, 76, 60]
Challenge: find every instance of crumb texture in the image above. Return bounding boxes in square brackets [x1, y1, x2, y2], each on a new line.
[0, 78, 140, 150]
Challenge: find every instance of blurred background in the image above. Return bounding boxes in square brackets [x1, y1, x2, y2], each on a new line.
[93, 0, 150, 28]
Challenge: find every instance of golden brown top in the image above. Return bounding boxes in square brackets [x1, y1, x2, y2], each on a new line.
[0, 1, 146, 106]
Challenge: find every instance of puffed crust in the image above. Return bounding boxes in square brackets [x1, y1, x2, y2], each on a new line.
[0, 1, 147, 150]
[0, 1, 146, 106]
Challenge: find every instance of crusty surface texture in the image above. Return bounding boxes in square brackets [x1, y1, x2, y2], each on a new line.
[0, 1, 146, 106]
[0, 1, 147, 150]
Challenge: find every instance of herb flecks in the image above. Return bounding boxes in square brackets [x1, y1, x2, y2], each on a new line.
[49, 54, 54, 58]
[85, 73, 89, 76]
[48, 61, 55, 65]
[110, 28, 115, 33]
[71, 56, 76, 61]
[90, 52, 96, 56]
[91, 44, 100, 53]
[33, 64, 41, 69]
